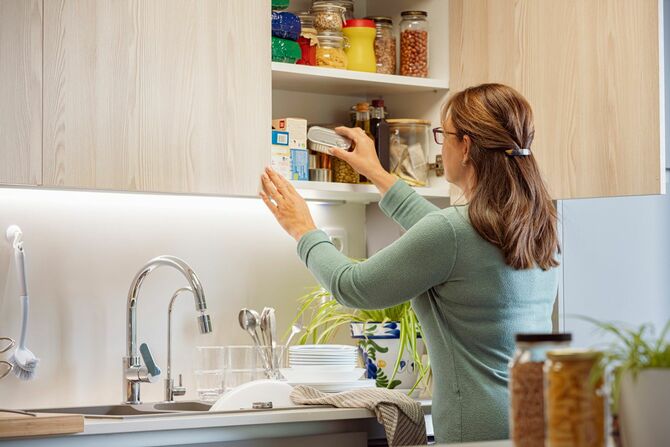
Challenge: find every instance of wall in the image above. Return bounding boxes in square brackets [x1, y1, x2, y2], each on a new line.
[559, 188, 670, 347]
[0, 188, 365, 409]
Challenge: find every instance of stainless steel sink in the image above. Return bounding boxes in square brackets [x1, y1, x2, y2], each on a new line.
[152, 401, 212, 412]
[27, 401, 212, 419]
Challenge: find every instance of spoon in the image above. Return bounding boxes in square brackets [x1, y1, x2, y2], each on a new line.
[285, 324, 302, 347]
[267, 308, 278, 375]
[238, 308, 270, 371]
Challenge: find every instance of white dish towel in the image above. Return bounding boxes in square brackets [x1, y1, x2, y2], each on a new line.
[290, 385, 427, 446]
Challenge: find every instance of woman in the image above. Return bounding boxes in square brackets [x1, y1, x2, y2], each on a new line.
[260, 83, 559, 443]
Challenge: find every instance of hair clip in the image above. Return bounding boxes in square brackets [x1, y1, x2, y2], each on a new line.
[505, 148, 531, 157]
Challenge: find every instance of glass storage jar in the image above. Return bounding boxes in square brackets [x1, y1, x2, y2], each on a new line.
[367, 16, 396, 74]
[311, 1, 346, 32]
[509, 333, 572, 447]
[296, 12, 318, 66]
[545, 349, 606, 447]
[388, 119, 431, 186]
[343, 19, 376, 73]
[400, 11, 429, 77]
[314, 0, 353, 21]
[316, 30, 348, 69]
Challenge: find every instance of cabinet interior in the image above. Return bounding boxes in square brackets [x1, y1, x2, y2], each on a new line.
[272, 0, 451, 203]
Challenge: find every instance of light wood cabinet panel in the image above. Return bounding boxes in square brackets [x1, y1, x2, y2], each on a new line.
[0, 0, 42, 185]
[43, 0, 270, 196]
[450, 0, 664, 199]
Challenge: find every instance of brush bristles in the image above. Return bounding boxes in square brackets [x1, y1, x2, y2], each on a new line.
[9, 354, 38, 381]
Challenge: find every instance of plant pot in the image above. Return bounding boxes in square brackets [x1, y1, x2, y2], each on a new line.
[350, 321, 424, 393]
[619, 369, 670, 447]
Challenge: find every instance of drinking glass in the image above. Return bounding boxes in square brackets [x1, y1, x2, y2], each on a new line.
[194, 346, 225, 402]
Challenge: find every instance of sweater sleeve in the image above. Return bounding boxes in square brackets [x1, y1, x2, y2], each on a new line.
[297, 212, 458, 310]
[378, 180, 441, 231]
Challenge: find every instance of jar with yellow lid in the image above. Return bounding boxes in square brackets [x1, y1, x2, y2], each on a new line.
[316, 30, 348, 69]
[545, 349, 606, 447]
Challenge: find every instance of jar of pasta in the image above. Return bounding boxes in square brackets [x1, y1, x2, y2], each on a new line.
[509, 333, 572, 447]
[545, 349, 606, 447]
[316, 30, 348, 69]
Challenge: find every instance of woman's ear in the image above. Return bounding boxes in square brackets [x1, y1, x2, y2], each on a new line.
[461, 134, 472, 164]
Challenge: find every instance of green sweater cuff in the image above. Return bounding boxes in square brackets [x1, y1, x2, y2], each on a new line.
[297, 229, 333, 266]
[378, 179, 416, 218]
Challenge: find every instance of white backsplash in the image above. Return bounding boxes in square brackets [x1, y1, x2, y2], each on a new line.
[0, 187, 365, 409]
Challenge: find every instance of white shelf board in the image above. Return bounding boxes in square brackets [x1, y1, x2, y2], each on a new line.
[292, 180, 449, 204]
[272, 62, 449, 96]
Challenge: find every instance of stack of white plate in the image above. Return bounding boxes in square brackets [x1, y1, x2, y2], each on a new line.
[281, 345, 373, 393]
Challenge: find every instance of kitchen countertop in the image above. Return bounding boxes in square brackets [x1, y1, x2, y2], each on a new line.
[1, 400, 432, 446]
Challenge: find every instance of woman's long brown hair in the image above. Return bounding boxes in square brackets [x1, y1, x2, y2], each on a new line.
[444, 84, 559, 270]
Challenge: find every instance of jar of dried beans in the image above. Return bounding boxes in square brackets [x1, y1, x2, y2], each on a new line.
[367, 16, 396, 74]
[400, 11, 428, 77]
[509, 333, 572, 447]
[545, 349, 606, 447]
[312, 1, 346, 32]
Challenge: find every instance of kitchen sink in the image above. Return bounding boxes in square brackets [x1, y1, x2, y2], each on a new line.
[26, 401, 212, 419]
[151, 401, 212, 412]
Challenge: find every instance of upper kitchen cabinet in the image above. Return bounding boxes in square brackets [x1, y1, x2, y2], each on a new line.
[42, 0, 271, 195]
[0, 0, 42, 186]
[450, 0, 665, 199]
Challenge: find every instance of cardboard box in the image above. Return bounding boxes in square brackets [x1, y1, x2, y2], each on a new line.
[272, 117, 307, 150]
[271, 130, 291, 180]
[290, 148, 309, 181]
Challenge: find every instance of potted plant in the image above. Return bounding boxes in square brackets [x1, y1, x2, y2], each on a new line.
[288, 287, 430, 394]
[583, 317, 670, 447]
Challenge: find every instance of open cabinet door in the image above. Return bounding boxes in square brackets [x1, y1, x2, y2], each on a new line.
[450, 0, 665, 199]
[43, 0, 271, 196]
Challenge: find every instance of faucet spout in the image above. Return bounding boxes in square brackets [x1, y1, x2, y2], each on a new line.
[124, 255, 209, 404]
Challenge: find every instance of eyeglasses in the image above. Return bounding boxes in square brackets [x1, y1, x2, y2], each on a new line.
[432, 127, 459, 145]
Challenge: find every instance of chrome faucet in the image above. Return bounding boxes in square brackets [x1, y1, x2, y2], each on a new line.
[124, 256, 212, 404]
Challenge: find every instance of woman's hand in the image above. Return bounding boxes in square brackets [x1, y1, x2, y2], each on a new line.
[332, 127, 397, 194]
[260, 167, 317, 241]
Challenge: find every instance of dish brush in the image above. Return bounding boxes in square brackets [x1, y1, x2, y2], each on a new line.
[5, 225, 39, 380]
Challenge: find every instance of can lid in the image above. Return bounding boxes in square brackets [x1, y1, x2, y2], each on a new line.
[365, 16, 393, 26]
[401, 10, 428, 17]
[515, 333, 572, 343]
[344, 19, 375, 28]
[546, 348, 601, 360]
[387, 118, 431, 126]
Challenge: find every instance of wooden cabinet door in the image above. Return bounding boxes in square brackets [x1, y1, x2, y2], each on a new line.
[0, 0, 42, 186]
[43, 0, 270, 196]
[450, 0, 664, 199]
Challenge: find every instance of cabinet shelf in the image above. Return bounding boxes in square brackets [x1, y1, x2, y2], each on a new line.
[292, 180, 449, 204]
[272, 63, 449, 96]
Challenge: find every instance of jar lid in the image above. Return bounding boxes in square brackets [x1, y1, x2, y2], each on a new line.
[366, 16, 393, 26]
[344, 19, 375, 28]
[317, 30, 344, 37]
[387, 119, 431, 125]
[312, 1, 346, 11]
[546, 348, 601, 360]
[516, 333, 572, 343]
[401, 10, 428, 17]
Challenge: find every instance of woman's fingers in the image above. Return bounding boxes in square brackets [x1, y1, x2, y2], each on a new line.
[261, 172, 283, 203]
[334, 126, 365, 146]
[329, 147, 351, 160]
[259, 190, 278, 216]
[265, 166, 296, 197]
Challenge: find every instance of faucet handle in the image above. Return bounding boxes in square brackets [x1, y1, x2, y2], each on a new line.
[139, 343, 162, 383]
[172, 373, 186, 396]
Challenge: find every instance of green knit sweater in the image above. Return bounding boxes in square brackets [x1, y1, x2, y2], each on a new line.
[297, 180, 558, 443]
